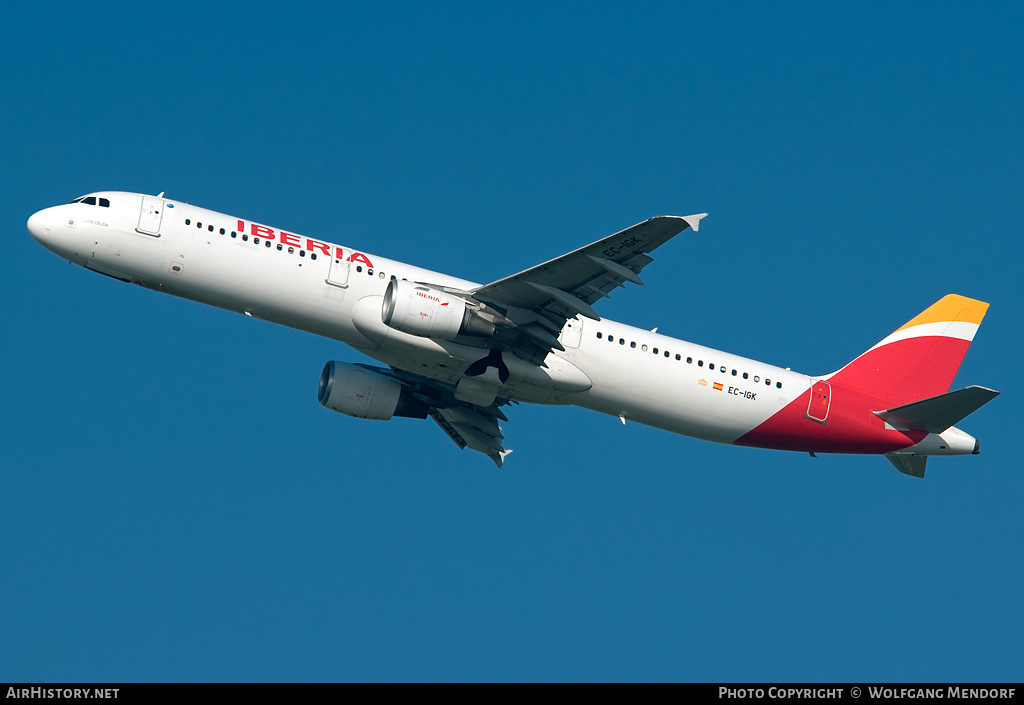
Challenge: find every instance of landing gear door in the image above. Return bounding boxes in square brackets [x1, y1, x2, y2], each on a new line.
[805, 381, 831, 424]
[327, 256, 350, 288]
[137, 195, 164, 236]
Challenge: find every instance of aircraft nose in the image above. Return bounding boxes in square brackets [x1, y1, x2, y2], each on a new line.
[27, 208, 53, 244]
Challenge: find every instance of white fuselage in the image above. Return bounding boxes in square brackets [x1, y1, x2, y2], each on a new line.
[28, 192, 810, 447]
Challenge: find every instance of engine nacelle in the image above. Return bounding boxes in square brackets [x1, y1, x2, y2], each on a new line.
[381, 279, 494, 340]
[318, 361, 427, 420]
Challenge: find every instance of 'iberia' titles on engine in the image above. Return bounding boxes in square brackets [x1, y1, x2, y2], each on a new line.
[381, 279, 495, 340]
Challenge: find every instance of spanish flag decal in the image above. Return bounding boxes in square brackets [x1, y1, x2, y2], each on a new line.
[713, 382, 724, 391]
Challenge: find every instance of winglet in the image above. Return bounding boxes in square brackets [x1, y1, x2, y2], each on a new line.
[491, 448, 514, 469]
[682, 213, 708, 232]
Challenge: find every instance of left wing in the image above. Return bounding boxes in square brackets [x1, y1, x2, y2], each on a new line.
[430, 404, 513, 468]
[469, 214, 706, 363]
[388, 367, 513, 468]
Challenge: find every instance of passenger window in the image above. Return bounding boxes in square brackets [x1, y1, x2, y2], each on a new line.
[642, 344, 648, 351]
[277, 244, 283, 251]
[99, 198, 110, 207]
[754, 376, 760, 382]
[379, 272, 386, 279]
[220, 228, 225, 234]
[288, 247, 294, 254]
[698, 360, 703, 367]
[356, 266, 363, 272]
[197, 222, 202, 228]
[619, 338, 625, 345]
[186, 219, 191, 225]
[776, 382, 782, 388]
[300, 250, 305, 257]
[254, 237, 260, 245]
[311, 253, 317, 260]
[242, 234, 248, 241]
[367, 269, 374, 276]
[630, 341, 636, 348]
[652, 347, 658, 354]
[597, 332, 602, 339]
[675, 354, 681, 361]
[231, 232, 237, 239]
[743, 372, 748, 379]
[664, 351, 670, 357]
[208, 225, 214, 232]
[765, 379, 771, 386]
[265, 241, 271, 248]
[687, 357, 692, 363]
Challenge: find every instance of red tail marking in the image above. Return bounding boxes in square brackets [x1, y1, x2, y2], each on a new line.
[830, 336, 971, 407]
[736, 386, 925, 453]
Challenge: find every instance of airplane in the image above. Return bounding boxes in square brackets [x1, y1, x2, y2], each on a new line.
[27, 191, 998, 477]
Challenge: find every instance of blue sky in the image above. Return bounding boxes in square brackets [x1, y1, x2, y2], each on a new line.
[2, 3, 1021, 682]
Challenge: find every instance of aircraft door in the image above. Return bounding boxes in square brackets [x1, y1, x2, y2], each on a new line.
[805, 381, 831, 424]
[559, 316, 583, 349]
[137, 195, 164, 236]
[327, 255, 350, 287]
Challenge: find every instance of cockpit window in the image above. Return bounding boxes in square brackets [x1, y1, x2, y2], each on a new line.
[69, 196, 108, 206]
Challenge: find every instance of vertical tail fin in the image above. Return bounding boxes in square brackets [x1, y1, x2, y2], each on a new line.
[827, 295, 989, 407]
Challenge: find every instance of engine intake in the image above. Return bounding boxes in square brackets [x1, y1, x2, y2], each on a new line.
[381, 279, 494, 340]
[318, 361, 428, 420]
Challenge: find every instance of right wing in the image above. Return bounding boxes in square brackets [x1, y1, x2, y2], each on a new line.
[469, 214, 706, 363]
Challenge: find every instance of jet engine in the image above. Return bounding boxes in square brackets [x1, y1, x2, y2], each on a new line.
[381, 279, 494, 340]
[318, 361, 428, 420]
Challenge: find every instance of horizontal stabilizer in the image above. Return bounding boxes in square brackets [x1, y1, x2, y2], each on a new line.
[873, 385, 1000, 433]
[886, 454, 927, 478]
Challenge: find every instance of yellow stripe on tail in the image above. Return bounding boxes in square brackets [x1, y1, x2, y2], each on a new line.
[895, 294, 989, 333]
